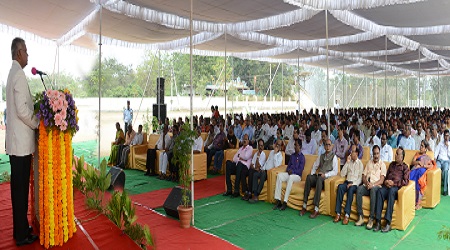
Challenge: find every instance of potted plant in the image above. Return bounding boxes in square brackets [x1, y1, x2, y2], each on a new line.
[171, 123, 196, 228]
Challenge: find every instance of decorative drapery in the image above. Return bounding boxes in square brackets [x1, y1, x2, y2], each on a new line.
[284, 0, 425, 10]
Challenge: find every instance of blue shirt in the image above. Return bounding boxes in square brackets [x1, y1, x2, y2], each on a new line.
[123, 108, 133, 123]
[286, 152, 305, 176]
[388, 135, 397, 148]
[242, 125, 254, 141]
[234, 125, 243, 140]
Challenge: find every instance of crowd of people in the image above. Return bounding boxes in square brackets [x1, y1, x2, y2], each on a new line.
[142, 105, 450, 233]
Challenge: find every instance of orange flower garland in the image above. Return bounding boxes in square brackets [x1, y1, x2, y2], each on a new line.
[34, 89, 77, 249]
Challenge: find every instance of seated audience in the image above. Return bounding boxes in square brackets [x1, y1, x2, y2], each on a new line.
[300, 139, 338, 218]
[108, 122, 125, 166]
[273, 139, 304, 210]
[158, 125, 179, 181]
[373, 147, 409, 233]
[118, 124, 143, 168]
[435, 129, 450, 195]
[301, 130, 317, 155]
[333, 124, 348, 169]
[379, 131, 393, 162]
[223, 134, 253, 197]
[334, 144, 363, 225]
[145, 125, 171, 176]
[410, 140, 436, 210]
[356, 145, 386, 229]
[246, 139, 267, 201]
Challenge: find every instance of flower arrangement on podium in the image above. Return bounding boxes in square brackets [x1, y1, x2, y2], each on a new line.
[33, 89, 79, 248]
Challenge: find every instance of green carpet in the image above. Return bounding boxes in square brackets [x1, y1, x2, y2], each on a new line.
[122, 169, 176, 195]
[155, 195, 450, 250]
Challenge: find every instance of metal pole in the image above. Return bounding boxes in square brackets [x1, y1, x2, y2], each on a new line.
[282, 63, 284, 112]
[189, 0, 195, 225]
[98, 4, 102, 167]
[365, 77, 368, 107]
[269, 64, 272, 103]
[438, 62, 440, 114]
[224, 29, 227, 119]
[325, 10, 330, 137]
[297, 48, 300, 113]
[384, 36, 387, 120]
[342, 59, 345, 108]
[395, 76, 398, 107]
[418, 48, 421, 107]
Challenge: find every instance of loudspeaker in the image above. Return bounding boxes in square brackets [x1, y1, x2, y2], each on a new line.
[153, 104, 167, 122]
[163, 186, 191, 219]
[107, 166, 126, 190]
[157, 77, 165, 104]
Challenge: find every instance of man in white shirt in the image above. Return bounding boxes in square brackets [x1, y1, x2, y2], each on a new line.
[379, 132, 393, 162]
[311, 122, 322, 146]
[248, 139, 267, 203]
[283, 118, 294, 140]
[365, 127, 381, 152]
[435, 129, 450, 195]
[412, 122, 425, 150]
[145, 125, 171, 176]
[192, 127, 204, 153]
[398, 128, 415, 150]
[301, 130, 317, 155]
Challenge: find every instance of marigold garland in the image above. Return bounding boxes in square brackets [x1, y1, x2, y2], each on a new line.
[33, 89, 78, 249]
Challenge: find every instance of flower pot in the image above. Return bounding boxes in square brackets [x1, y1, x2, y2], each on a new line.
[177, 205, 193, 228]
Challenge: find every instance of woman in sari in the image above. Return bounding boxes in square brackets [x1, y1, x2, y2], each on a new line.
[108, 122, 125, 166]
[410, 140, 436, 210]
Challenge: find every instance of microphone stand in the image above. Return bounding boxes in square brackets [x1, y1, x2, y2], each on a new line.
[39, 74, 47, 90]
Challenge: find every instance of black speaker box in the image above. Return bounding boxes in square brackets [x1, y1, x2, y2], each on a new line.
[163, 186, 191, 219]
[108, 166, 126, 190]
[157, 77, 165, 104]
[152, 104, 167, 122]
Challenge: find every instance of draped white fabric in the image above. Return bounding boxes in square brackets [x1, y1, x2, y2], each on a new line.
[284, 0, 425, 10]
[0, 0, 449, 75]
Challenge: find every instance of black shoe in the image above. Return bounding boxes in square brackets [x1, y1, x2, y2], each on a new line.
[279, 202, 287, 211]
[381, 224, 391, 233]
[373, 222, 381, 232]
[273, 200, 281, 210]
[241, 193, 250, 201]
[232, 192, 240, 198]
[13, 226, 33, 240]
[16, 234, 38, 246]
[144, 172, 151, 176]
[149, 173, 158, 176]
[444, 191, 448, 196]
[223, 191, 232, 196]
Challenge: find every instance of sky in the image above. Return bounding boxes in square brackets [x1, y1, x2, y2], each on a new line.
[0, 32, 145, 87]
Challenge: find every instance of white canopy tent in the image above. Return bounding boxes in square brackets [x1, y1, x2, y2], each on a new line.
[0, 0, 449, 76]
[2, 0, 450, 226]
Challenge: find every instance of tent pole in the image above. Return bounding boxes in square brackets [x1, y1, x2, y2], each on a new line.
[189, 0, 195, 225]
[418, 48, 421, 107]
[342, 58, 345, 109]
[438, 62, 440, 115]
[384, 36, 387, 120]
[325, 9, 330, 137]
[395, 76, 398, 107]
[282, 63, 284, 112]
[97, 3, 102, 168]
[365, 77, 368, 107]
[297, 48, 300, 113]
[158, 50, 161, 123]
[224, 29, 227, 119]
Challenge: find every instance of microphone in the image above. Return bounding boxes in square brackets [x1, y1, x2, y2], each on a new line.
[32, 67, 47, 90]
[31, 67, 47, 76]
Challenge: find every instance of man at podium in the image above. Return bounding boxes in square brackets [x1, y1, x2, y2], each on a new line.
[6, 37, 39, 246]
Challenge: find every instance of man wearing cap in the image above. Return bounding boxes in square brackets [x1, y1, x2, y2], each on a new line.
[123, 100, 133, 135]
